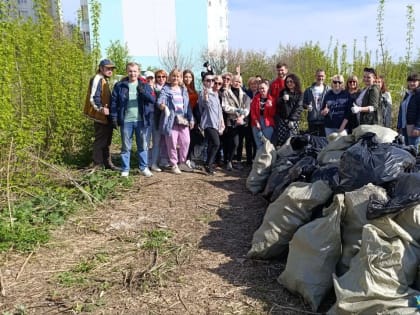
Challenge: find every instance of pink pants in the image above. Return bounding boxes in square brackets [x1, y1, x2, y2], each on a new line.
[165, 124, 190, 166]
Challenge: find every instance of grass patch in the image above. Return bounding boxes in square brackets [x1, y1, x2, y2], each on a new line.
[141, 229, 173, 250]
[0, 170, 131, 253]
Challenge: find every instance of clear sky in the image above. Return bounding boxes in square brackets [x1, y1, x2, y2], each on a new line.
[229, 0, 419, 61]
[61, 0, 419, 61]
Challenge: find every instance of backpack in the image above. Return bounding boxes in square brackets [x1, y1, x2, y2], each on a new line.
[83, 77, 109, 125]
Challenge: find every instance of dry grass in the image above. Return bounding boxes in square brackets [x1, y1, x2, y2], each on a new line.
[0, 165, 330, 314]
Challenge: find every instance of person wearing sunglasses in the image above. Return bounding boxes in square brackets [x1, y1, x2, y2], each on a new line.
[149, 69, 169, 172]
[320, 75, 352, 136]
[275, 73, 303, 146]
[199, 74, 225, 175]
[345, 75, 361, 132]
[351, 67, 381, 125]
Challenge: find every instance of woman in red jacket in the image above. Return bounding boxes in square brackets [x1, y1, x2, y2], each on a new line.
[250, 80, 276, 148]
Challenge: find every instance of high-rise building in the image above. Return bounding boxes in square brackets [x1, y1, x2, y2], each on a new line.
[80, 0, 229, 71]
[14, 0, 61, 21]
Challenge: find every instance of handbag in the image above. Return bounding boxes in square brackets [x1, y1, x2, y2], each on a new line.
[175, 114, 189, 126]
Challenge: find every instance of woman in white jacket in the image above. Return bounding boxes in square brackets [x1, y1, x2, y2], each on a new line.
[221, 74, 251, 170]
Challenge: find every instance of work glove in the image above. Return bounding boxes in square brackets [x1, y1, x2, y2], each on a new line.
[351, 105, 361, 114]
[307, 104, 313, 112]
[368, 106, 375, 112]
[288, 121, 294, 129]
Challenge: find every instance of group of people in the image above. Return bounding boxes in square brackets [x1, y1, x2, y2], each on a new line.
[86, 59, 420, 178]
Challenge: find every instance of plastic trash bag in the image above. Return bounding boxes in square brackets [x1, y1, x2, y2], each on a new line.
[339, 133, 416, 192]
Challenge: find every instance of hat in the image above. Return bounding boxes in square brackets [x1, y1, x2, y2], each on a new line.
[99, 59, 115, 68]
[144, 71, 155, 79]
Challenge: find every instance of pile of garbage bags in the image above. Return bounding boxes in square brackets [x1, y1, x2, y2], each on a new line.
[246, 125, 420, 313]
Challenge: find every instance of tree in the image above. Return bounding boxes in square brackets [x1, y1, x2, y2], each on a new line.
[105, 40, 131, 75]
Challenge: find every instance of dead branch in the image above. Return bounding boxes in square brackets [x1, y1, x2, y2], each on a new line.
[16, 251, 33, 280]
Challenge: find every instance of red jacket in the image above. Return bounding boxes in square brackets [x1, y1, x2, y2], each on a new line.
[269, 77, 285, 101]
[250, 94, 276, 128]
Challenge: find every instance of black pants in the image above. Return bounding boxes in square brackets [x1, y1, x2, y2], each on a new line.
[308, 123, 325, 137]
[92, 121, 114, 166]
[236, 124, 256, 163]
[205, 127, 220, 167]
[224, 126, 240, 162]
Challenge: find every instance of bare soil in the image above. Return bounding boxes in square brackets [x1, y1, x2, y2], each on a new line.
[0, 165, 330, 314]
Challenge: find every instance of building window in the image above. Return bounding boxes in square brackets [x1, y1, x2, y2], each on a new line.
[18, 0, 27, 4]
[208, 1, 211, 6]
[219, 16, 223, 28]
[19, 9, 29, 17]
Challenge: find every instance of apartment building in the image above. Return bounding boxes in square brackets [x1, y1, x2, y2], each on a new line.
[80, 0, 229, 71]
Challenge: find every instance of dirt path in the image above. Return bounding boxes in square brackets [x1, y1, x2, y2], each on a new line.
[0, 167, 323, 314]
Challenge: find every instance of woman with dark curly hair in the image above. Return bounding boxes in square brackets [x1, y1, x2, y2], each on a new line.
[275, 73, 304, 146]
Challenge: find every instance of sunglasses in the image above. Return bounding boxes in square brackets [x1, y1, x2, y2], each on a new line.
[156, 75, 166, 79]
[215, 82, 223, 86]
[333, 81, 343, 84]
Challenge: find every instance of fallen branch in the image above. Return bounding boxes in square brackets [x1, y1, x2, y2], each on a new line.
[16, 251, 33, 280]
[29, 154, 98, 207]
[177, 291, 189, 312]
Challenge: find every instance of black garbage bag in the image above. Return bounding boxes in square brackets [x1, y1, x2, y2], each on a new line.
[311, 164, 340, 191]
[338, 132, 416, 192]
[264, 169, 291, 202]
[270, 156, 317, 202]
[290, 134, 328, 154]
[367, 173, 420, 219]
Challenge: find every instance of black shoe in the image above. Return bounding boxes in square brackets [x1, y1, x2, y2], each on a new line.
[205, 165, 216, 175]
[178, 163, 194, 172]
[233, 162, 244, 170]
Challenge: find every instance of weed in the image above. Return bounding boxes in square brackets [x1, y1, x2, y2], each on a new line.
[56, 271, 87, 287]
[141, 229, 173, 250]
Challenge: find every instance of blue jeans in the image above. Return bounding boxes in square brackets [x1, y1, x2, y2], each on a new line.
[120, 120, 151, 172]
[252, 117, 274, 149]
[408, 136, 420, 153]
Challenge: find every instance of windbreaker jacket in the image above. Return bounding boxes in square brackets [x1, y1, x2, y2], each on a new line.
[110, 78, 156, 127]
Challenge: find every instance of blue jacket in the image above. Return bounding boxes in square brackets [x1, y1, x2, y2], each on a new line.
[406, 88, 420, 129]
[110, 78, 156, 127]
[157, 84, 193, 135]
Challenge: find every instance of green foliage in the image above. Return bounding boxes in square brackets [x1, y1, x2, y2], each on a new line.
[141, 229, 173, 250]
[105, 40, 131, 75]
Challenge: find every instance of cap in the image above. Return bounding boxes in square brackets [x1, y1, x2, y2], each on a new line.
[144, 71, 155, 79]
[99, 59, 115, 68]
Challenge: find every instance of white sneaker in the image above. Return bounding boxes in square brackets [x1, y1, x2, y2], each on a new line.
[185, 160, 196, 169]
[121, 171, 129, 177]
[141, 167, 153, 177]
[151, 164, 162, 172]
[172, 165, 181, 174]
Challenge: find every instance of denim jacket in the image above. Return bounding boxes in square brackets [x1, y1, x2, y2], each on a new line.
[157, 84, 193, 135]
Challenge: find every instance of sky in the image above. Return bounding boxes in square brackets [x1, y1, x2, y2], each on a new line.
[61, 0, 419, 61]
